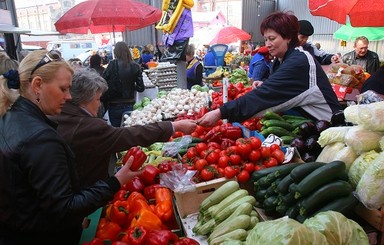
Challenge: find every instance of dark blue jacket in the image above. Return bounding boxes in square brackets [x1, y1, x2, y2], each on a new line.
[220, 47, 341, 122]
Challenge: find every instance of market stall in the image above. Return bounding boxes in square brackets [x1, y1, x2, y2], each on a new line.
[85, 67, 384, 245]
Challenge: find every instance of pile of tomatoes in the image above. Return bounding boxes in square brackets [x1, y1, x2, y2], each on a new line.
[180, 136, 286, 183]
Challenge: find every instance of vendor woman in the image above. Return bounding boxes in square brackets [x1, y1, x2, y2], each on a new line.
[185, 44, 203, 89]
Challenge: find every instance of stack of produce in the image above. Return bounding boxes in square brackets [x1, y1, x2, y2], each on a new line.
[316, 101, 384, 209]
[253, 161, 357, 223]
[192, 181, 259, 245]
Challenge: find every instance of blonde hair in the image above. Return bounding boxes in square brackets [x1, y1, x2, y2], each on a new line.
[0, 53, 19, 74]
[0, 50, 73, 116]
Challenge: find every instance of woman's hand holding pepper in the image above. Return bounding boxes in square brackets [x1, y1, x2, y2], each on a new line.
[197, 109, 221, 127]
[114, 156, 143, 187]
[172, 119, 197, 134]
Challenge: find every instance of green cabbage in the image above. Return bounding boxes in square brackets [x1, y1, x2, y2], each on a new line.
[348, 150, 379, 188]
[356, 151, 384, 209]
[344, 126, 384, 154]
[303, 211, 369, 245]
[245, 217, 328, 245]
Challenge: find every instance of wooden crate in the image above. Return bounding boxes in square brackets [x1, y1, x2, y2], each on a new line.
[174, 177, 233, 218]
[355, 203, 384, 232]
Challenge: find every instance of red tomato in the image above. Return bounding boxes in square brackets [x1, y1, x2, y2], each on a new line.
[173, 131, 184, 138]
[186, 147, 198, 159]
[217, 155, 230, 168]
[269, 144, 281, 152]
[206, 151, 220, 165]
[200, 168, 214, 181]
[260, 146, 271, 159]
[217, 167, 225, 177]
[229, 154, 242, 165]
[195, 159, 208, 171]
[194, 125, 206, 136]
[220, 149, 230, 157]
[224, 166, 237, 179]
[249, 150, 261, 162]
[237, 143, 252, 157]
[271, 149, 285, 164]
[263, 157, 278, 168]
[243, 162, 255, 174]
[207, 142, 221, 150]
[254, 164, 266, 171]
[227, 146, 239, 155]
[237, 170, 250, 183]
[249, 136, 262, 150]
[195, 142, 208, 154]
[190, 131, 200, 138]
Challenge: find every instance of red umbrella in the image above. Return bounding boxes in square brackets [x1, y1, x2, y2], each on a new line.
[54, 0, 161, 34]
[309, 0, 384, 27]
[209, 26, 251, 45]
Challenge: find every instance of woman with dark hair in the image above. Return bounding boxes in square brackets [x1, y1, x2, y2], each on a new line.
[102, 41, 145, 127]
[197, 11, 341, 127]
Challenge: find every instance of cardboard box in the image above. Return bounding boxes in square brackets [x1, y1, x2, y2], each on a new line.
[332, 84, 360, 101]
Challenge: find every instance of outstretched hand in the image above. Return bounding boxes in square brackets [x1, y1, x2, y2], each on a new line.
[114, 156, 143, 186]
[172, 119, 197, 135]
[196, 109, 221, 127]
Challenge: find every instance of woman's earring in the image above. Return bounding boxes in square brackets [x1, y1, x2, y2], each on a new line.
[36, 94, 40, 103]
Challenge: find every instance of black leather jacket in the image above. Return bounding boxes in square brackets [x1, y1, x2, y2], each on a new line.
[0, 97, 120, 244]
[342, 50, 380, 75]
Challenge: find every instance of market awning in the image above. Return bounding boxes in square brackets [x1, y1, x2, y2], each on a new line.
[0, 24, 31, 34]
[22, 29, 62, 36]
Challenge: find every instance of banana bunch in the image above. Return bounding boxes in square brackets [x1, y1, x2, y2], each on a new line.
[208, 66, 224, 78]
[156, 0, 194, 34]
[224, 52, 234, 65]
[132, 48, 141, 60]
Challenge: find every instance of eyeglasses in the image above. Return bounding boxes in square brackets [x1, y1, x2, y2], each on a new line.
[30, 50, 63, 77]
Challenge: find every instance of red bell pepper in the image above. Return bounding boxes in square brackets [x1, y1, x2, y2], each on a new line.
[95, 218, 121, 242]
[106, 200, 130, 226]
[124, 176, 145, 193]
[143, 184, 164, 200]
[203, 125, 223, 143]
[121, 226, 147, 245]
[154, 188, 173, 222]
[138, 165, 160, 185]
[145, 230, 179, 245]
[174, 237, 200, 245]
[83, 238, 104, 245]
[221, 124, 242, 140]
[111, 189, 130, 203]
[122, 147, 147, 171]
[112, 242, 129, 245]
[220, 138, 236, 150]
[157, 160, 174, 173]
[228, 83, 239, 99]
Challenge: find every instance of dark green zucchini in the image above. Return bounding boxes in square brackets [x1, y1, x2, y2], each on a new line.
[285, 203, 300, 219]
[289, 162, 326, 183]
[251, 162, 301, 182]
[276, 174, 295, 194]
[294, 161, 346, 199]
[255, 189, 268, 203]
[280, 192, 297, 206]
[299, 180, 352, 216]
[314, 192, 359, 216]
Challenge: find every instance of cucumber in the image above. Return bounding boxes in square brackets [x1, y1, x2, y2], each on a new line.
[199, 180, 240, 212]
[289, 162, 326, 183]
[290, 119, 313, 128]
[209, 229, 248, 245]
[214, 195, 256, 223]
[252, 163, 300, 182]
[209, 189, 249, 218]
[276, 174, 295, 194]
[295, 161, 346, 199]
[264, 111, 285, 121]
[192, 137, 204, 143]
[264, 126, 297, 137]
[263, 119, 295, 131]
[281, 135, 295, 145]
[208, 215, 251, 243]
[282, 114, 310, 121]
[314, 192, 359, 216]
[299, 180, 352, 216]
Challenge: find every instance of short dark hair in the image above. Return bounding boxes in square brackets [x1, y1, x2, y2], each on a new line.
[260, 11, 300, 48]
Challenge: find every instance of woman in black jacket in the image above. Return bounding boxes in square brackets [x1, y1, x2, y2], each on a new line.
[102, 41, 145, 127]
[0, 50, 141, 245]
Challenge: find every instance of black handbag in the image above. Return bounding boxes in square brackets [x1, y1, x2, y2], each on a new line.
[101, 60, 123, 103]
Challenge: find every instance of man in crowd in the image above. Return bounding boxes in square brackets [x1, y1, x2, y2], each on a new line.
[342, 36, 380, 75]
[298, 20, 336, 65]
